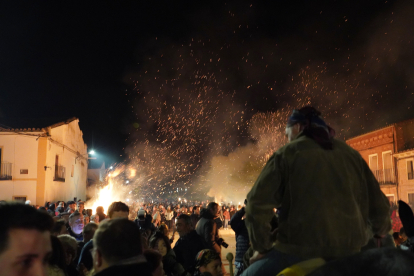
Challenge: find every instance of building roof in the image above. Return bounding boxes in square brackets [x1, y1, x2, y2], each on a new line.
[346, 124, 394, 142]
[0, 117, 78, 132]
[347, 117, 414, 142]
[393, 147, 414, 157]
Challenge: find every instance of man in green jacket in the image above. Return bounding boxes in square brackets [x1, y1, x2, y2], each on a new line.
[242, 106, 391, 276]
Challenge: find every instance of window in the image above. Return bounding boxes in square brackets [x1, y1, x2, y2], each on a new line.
[0, 148, 12, 180]
[54, 155, 65, 182]
[408, 160, 414, 180]
[382, 151, 393, 183]
[13, 196, 27, 202]
[408, 193, 414, 207]
[369, 154, 378, 171]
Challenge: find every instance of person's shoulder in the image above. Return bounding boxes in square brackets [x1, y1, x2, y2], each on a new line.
[332, 139, 363, 157]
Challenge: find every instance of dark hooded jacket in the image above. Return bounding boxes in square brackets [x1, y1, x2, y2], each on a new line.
[230, 207, 250, 262]
[173, 230, 206, 273]
[163, 248, 187, 276]
[195, 208, 221, 254]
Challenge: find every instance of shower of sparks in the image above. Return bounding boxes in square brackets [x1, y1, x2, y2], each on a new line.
[85, 2, 414, 206]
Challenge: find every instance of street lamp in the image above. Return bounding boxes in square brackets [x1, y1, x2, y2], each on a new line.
[89, 150, 96, 155]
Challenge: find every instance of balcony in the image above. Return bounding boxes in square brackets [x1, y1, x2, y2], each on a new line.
[0, 162, 12, 180]
[372, 168, 396, 186]
[54, 165, 66, 182]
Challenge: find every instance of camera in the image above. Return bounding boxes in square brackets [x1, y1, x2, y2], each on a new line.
[217, 238, 229, 248]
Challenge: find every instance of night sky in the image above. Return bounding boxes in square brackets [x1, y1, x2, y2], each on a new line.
[1, 0, 413, 170]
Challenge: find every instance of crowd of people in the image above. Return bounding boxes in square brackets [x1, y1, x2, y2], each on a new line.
[0, 198, 251, 276]
[3, 106, 414, 276]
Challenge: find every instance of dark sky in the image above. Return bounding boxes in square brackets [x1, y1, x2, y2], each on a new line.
[1, 0, 413, 167]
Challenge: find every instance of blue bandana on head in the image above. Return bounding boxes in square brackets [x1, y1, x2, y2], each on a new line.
[287, 106, 335, 149]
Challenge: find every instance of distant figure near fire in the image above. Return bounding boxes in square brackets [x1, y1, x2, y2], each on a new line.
[243, 106, 391, 276]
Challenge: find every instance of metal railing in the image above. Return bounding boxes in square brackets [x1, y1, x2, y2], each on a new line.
[0, 162, 12, 180]
[54, 165, 66, 182]
[372, 168, 396, 185]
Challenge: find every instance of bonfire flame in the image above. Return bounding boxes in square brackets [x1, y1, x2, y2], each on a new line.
[85, 166, 127, 213]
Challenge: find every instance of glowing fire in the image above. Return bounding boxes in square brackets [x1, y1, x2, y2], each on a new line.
[85, 166, 126, 214]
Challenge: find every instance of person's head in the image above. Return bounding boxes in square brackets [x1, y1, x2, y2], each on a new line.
[149, 232, 171, 257]
[49, 203, 56, 212]
[49, 235, 67, 271]
[195, 249, 223, 276]
[93, 219, 143, 273]
[0, 202, 54, 276]
[107, 201, 129, 219]
[57, 235, 78, 265]
[137, 209, 146, 220]
[207, 202, 219, 216]
[285, 106, 334, 145]
[96, 206, 104, 214]
[285, 121, 302, 142]
[158, 224, 169, 237]
[90, 214, 100, 224]
[175, 214, 192, 237]
[167, 206, 171, 211]
[83, 222, 98, 243]
[193, 205, 199, 214]
[76, 201, 84, 213]
[67, 201, 76, 212]
[68, 211, 84, 235]
[144, 249, 164, 276]
[52, 220, 69, 236]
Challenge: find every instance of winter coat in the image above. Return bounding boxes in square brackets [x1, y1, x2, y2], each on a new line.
[223, 210, 230, 220]
[230, 207, 250, 262]
[47, 209, 55, 217]
[173, 230, 207, 273]
[190, 214, 200, 229]
[196, 209, 221, 254]
[78, 240, 93, 271]
[246, 135, 391, 259]
[166, 210, 174, 220]
[163, 248, 186, 276]
[153, 211, 161, 225]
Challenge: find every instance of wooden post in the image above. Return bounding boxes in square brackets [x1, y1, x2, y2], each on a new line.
[226, 252, 234, 276]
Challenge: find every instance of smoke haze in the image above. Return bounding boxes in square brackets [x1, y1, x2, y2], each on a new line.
[120, 0, 414, 202]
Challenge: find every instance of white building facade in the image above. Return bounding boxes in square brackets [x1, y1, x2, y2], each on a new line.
[0, 118, 88, 205]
